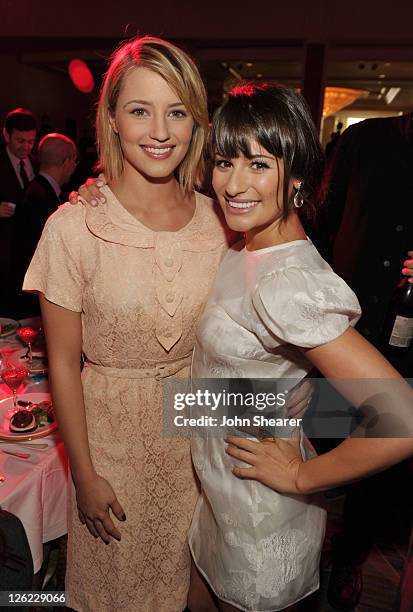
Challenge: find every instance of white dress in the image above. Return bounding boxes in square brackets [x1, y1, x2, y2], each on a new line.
[188, 238, 361, 612]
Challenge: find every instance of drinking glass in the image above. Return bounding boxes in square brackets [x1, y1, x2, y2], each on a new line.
[16, 327, 39, 364]
[0, 360, 28, 409]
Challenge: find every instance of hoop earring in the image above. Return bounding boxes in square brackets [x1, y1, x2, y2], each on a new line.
[293, 182, 304, 208]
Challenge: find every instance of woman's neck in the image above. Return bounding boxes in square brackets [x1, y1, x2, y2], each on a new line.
[108, 162, 195, 232]
[109, 163, 181, 213]
[245, 212, 306, 251]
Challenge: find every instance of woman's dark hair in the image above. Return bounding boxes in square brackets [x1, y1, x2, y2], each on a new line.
[209, 82, 325, 219]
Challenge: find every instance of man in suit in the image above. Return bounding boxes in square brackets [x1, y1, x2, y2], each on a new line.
[315, 112, 413, 375]
[11, 133, 77, 318]
[311, 113, 413, 610]
[0, 107, 37, 314]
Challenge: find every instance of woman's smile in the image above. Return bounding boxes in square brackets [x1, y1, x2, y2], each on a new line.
[224, 197, 261, 214]
[140, 144, 175, 160]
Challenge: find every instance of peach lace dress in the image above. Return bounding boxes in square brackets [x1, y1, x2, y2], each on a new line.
[23, 186, 228, 612]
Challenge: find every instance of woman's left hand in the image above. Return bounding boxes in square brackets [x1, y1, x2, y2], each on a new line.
[225, 434, 304, 494]
[402, 251, 413, 283]
[285, 379, 313, 419]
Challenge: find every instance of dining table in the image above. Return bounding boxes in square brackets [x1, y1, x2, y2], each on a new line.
[0, 317, 69, 575]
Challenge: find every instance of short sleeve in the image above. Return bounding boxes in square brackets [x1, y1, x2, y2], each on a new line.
[23, 206, 84, 312]
[252, 266, 361, 348]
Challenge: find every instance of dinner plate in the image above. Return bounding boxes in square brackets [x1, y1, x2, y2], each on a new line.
[0, 318, 19, 338]
[0, 392, 57, 441]
[11, 348, 48, 374]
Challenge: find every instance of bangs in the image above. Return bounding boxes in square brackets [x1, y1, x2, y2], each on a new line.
[210, 114, 257, 160]
[208, 81, 325, 220]
[209, 96, 279, 160]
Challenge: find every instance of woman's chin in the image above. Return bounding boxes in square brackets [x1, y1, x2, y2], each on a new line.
[223, 213, 253, 233]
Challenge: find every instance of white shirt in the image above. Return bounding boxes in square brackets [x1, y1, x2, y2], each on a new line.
[6, 147, 35, 189]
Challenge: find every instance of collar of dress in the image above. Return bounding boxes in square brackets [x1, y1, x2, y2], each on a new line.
[84, 186, 228, 252]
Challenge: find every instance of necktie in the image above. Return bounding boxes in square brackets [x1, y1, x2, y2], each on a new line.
[19, 160, 29, 189]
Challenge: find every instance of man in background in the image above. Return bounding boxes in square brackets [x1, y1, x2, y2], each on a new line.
[11, 133, 77, 318]
[325, 120, 343, 158]
[312, 113, 413, 611]
[0, 108, 37, 314]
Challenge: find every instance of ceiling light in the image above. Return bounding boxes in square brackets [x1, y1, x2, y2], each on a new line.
[68, 59, 94, 94]
[323, 87, 368, 117]
[385, 87, 401, 104]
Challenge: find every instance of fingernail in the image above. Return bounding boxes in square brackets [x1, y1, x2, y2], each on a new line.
[99, 197, 106, 203]
[96, 180, 104, 187]
[121, 513, 126, 521]
[91, 199, 98, 206]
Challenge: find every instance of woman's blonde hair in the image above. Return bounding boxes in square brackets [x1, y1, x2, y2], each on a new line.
[96, 36, 208, 192]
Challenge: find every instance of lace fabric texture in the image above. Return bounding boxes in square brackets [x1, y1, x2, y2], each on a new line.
[23, 187, 228, 612]
[189, 238, 361, 611]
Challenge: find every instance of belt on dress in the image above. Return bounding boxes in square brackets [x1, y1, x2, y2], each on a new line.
[84, 352, 193, 381]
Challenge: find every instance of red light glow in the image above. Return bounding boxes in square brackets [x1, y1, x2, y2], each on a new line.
[68, 59, 94, 94]
[230, 84, 256, 97]
[230, 83, 268, 97]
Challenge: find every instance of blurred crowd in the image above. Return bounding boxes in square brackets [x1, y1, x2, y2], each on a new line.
[0, 107, 98, 318]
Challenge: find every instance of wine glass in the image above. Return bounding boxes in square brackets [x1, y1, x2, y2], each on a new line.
[16, 327, 39, 365]
[0, 359, 28, 409]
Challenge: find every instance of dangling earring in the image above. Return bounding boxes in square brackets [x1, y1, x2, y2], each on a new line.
[293, 181, 304, 208]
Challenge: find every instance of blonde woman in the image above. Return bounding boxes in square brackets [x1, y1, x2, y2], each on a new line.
[23, 36, 229, 612]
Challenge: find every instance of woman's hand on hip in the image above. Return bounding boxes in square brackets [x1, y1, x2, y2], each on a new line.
[75, 473, 126, 544]
[225, 433, 304, 494]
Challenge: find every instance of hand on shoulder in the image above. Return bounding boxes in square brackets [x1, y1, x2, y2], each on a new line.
[69, 173, 107, 207]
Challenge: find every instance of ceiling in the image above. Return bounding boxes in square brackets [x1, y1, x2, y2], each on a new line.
[15, 46, 413, 116]
[200, 58, 413, 114]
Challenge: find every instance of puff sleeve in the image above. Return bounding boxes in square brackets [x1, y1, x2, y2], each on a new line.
[23, 206, 85, 312]
[252, 266, 361, 348]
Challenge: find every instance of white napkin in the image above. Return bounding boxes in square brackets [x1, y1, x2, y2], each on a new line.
[0, 441, 51, 452]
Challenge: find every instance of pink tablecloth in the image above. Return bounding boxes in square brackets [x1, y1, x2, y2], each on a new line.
[0, 333, 69, 573]
[0, 435, 68, 572]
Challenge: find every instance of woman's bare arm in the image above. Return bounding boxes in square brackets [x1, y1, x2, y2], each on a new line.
[226, 327, 413, 494]
[40, 295, 125, 542]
